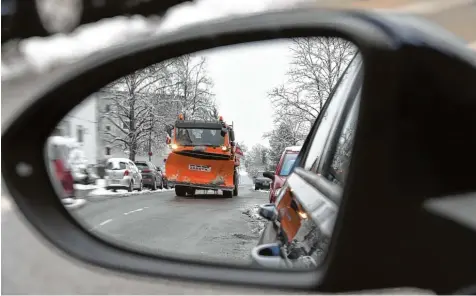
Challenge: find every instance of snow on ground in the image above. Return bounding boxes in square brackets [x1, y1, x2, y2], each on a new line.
[241, 204, 267, 236]
[62, 198, 87, 210]
[73, 178, 173, 199]
[2, 0, 311, 80]
[88, 186, 174, 199]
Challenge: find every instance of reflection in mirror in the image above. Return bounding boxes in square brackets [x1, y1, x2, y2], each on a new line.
[44, 37, 361, 269]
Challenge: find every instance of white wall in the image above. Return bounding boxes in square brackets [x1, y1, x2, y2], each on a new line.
[60, 97, 98, 165]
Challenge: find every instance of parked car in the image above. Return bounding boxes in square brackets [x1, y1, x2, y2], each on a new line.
[268, 146, 301, 203]
[156, 166, 169, 189]
[105, 158, 143, 192]
[253, 171, 272, 190]
[134, 161, 163, 190]
[254, 51, 362, 269]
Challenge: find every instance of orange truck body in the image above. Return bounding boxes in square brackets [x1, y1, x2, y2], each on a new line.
[165, 115, 242, 195]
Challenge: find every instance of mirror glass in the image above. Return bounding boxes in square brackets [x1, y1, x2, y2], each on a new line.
[45, 37, 361, 269]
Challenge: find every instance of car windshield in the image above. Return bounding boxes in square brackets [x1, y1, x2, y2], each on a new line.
[278, 153, 298, 176]
[176, 128, 224, 146]
[135, 163, 149, 170]
[107, 161, 126, 170]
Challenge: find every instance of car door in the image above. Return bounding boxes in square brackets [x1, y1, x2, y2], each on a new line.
[129, 161, 140, 184]
[274, 52, 363, 249]
[149, 162, 160, 182]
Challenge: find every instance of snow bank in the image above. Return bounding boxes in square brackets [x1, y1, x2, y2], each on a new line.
[62, 198, 87, 210]
[2, 0, 312, 80]
[241, 204, 266, 236]
[87, 186, 174, 199]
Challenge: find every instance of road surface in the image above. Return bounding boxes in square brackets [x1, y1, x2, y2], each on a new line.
[73, 186, 268, 264]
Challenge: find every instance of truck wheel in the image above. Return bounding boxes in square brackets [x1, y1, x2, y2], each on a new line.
[223, 190, 233, 198]
[175, 186, 187, 197]
[187, 187, 196, 196]
[233, 185, 238, 196]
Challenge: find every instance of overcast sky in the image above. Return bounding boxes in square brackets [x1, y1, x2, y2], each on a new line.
[200, 39, 294, 149]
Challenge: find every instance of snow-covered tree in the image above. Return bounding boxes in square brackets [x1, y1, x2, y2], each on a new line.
[169, 54, 217, 121]
[265, 37, 356, 164]
[264, 118, 305, 166]
[244, 144, 271, 178]
[99, 54, 219, 161]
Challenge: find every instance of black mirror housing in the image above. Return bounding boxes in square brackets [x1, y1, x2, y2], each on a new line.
[3, 7, 476, 294]
[263, 171, 275, 181]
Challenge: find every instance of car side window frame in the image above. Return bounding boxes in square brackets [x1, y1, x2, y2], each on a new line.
[320, 90, 361, 187]
[296, 53, 363, 171]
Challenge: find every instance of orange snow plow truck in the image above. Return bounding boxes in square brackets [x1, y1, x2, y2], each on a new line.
[165, 114, 243, 198]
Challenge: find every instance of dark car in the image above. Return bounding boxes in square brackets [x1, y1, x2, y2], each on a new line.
[134, 161, 163, 190]
[253, 171, 272, 190]
[156, 166, 169, 189]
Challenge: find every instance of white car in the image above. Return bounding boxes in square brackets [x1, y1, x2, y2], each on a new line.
[105, 158, 143, 192]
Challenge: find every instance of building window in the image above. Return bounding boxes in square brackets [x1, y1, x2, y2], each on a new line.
[77, 125, 84, 143]
[122, 121, 129, 129]
[62, 120, 71, 137]
[105, 147, 111, 155]
[105, 104, 110, 112]
[106, 125, 111, 132]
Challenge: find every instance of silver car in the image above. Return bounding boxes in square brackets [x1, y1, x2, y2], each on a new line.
[105, 158, 143, 192]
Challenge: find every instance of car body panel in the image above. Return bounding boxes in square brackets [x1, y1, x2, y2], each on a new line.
[269, 146, 301, 203]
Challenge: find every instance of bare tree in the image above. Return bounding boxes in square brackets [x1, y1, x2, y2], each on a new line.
[98, 54, 219, 161]
[244, 144, 271, 178]
[99, 62, 174, 161]
[169, 54, 217, 120]
[265, 37, 357, 160]
[269, 37, 356, 127]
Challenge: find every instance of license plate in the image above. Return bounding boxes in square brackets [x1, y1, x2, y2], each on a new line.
[193, 146, 206, 152]
[189, 164, 211, 172]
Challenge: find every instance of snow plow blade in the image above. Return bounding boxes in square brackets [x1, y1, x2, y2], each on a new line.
[165, 152, 235, 191]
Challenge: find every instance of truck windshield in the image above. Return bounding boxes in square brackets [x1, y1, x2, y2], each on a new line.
[176, 128, 225, 147]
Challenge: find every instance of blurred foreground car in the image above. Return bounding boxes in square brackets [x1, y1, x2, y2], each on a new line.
[46, 136, 76, 205]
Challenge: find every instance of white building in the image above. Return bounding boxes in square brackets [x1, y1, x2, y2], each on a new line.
[56, 96, 98, 165]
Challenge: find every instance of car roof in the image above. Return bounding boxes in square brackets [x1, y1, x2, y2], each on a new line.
[107, 158, 132, 163]
[284, 145, 302, 152]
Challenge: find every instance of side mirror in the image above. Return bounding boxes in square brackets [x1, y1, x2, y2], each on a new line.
[220, 128, 227, 137]
[263, 171, 275, 181]
[258, 203, 278, 221]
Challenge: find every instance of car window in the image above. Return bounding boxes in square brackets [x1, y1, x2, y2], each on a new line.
[326, 93, 360, 186]
[278, 153, 298, 176]
[107, 161, 127, 170]
[135, 162, 149, 170]
[303, 53, 362, 172]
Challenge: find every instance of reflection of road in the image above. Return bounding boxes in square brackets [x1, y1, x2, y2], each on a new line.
[74, 185, 268, 264]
